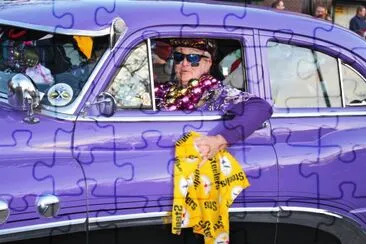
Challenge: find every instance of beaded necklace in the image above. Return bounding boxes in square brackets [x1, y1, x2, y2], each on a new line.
[155, 74, 221, 111]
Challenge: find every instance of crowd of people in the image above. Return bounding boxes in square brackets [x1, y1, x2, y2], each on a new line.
[271, 1, 366, 39]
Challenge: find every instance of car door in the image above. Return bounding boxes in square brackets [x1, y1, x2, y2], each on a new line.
[260, 31, 366, 242]
[72, 26, 278, 238]
[0, 103, 87, 243]
[0, 28, 99, 243]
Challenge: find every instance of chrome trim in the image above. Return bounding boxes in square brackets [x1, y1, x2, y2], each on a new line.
[41, 48, 111, 115]
[350, 208, 366, 214]
[147, 38, 157, 111]
[278, 206, 342, 219]
[230, 207, 281, 213]
[109, 18, 128, 50]
[343, 63, 366, 84]
[89, 206, 343, 224]
[0, 20, 110, 36]
[89, 211, 169, 224]
[77, 115, 223, 122]
[0, 200, 9, 224]
[36, 195, 60, 218]
[272, 111, 366, 118]
[37, 109, 77, 121]
[109, 19, 116, 49]
[0, 207, 346, 236]
[0, 219, 85, 235]
[3, 98, 366, 121]
[338, 58, 346, 108]
[22, 108, 224, 122]
[0, 97, 8, 104]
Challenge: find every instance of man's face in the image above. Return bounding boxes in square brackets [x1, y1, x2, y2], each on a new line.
[315, 6, 327, 19]
[359, 7, 366, 17]
[174, 47, 212, 87]
[276, 1, 285, 10]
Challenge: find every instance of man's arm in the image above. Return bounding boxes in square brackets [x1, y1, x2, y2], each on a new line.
[195, 97, 273, 160]
[208, 97, 273, 145]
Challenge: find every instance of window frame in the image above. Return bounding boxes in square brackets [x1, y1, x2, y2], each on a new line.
[99, 32, 254, 118]
[105, 40, 155, 110]
[0, 33, 111, 117]
[341, 62, 366, 107]
[259, 31, 366, 116]
[266, 40, 344, 108]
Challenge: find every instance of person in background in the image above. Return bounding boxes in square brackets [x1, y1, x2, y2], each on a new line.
[314, 4, 332, 21]
[349, 5, 366, 38]
[271, 0, 285, 10]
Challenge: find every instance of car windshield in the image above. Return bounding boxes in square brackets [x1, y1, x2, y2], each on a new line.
[0, 26, 108, 107]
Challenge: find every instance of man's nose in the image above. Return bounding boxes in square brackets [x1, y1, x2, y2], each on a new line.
[182, 57, 190, 66]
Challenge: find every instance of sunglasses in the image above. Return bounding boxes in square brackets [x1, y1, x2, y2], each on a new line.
[173, 51, 210, 66]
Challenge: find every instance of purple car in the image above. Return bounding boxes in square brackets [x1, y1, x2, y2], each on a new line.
[0, 0, 365, 243]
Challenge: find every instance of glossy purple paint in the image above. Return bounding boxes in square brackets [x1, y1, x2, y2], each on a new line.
[0, 103, 87, 230]
[0, 0, 365, 242]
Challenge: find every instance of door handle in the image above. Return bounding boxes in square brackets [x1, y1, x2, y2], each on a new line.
[257, 121, 269, 130]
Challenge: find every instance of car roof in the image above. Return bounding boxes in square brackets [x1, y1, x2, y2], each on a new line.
[0, 0, 352, 33]
[1, 0, 365, 60]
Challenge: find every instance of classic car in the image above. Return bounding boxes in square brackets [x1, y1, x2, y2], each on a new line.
[0, 0, 366, 243]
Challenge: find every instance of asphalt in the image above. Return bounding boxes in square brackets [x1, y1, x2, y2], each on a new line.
[10, 222, 341, 244]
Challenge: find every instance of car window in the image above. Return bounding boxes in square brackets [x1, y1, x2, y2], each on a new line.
[219, 49, 245, 90]
[152, 39, 246, 91]
[267, 41, 341, 108]
[106, 42, 152, 109]
[0, 25, 108, 107]
[342, 64, 366, 105]
[107, 38, 247, 112]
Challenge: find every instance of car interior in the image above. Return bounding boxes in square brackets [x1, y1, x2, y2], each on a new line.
[0, 25, 108, 107]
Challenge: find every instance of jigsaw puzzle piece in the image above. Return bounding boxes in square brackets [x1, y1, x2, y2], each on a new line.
[0, 111, 87, 242]
[299, 121, 366, 225]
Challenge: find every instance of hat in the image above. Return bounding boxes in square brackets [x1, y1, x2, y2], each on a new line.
[154, 40, 172, 60]
[170, 38, 217, 59]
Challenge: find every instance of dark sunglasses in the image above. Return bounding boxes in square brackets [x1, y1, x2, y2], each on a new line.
[173, 51, 210, 66]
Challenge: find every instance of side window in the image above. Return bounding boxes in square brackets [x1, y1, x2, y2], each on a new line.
[107, 38, 248, 112]
[151, 38, 246, 90]
[267, 42, 341, 108]
[342, 64, 366, 105]
[219, 49, 246, 90]
[107, 42, 152, 109]
[150, 38, 247, 111]
[152, 39, 246, 90]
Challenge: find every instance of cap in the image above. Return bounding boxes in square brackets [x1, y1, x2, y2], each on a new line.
[170, 38, 217, 59]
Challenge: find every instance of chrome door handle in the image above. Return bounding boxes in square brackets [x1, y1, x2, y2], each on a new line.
[0, 200, 9, 224]
[257, 121, 269, 130]
[37, 194, 60, 218]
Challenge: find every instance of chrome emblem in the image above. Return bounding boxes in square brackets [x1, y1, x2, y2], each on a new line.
[47, 83, 73, 106]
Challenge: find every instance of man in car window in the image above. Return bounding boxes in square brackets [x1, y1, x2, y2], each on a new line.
[155, 38, 272, 243]
[155, 38, 272, 160]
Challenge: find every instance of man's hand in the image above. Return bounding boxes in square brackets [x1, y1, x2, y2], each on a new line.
[195, 135, 228, 166]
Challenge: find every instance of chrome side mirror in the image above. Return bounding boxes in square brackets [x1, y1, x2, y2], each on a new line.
[110, 17, 127, 49]
[95, 92, 117, 117]
[7, 74, 40, 124]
